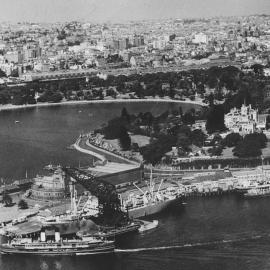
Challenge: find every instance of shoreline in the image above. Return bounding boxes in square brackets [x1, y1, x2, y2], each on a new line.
[0, 98, 206, 112]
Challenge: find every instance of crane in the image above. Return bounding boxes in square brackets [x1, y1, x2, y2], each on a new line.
[63, 167, 128, 226]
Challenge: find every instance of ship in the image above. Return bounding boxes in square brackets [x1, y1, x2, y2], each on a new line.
[0, 230, 115, 256]
[244, 183, 270, 197]
[42, 185, 99, 227]
[119, 172, 181, 219]
[238, 160, 270, 197]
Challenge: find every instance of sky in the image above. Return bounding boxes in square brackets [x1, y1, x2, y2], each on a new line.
[0, 0, 270, 23]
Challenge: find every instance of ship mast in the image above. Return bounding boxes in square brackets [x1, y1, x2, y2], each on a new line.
[261, 155, 265, 182]
[150, 168, 154, 199]
[70, 181, 78, 215]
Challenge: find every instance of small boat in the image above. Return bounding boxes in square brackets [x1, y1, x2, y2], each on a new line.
[0, 231, 115, 256]
[138, 220, 158, 233]
[92, 222, 140, 239]
[43, 164, 59, 171]
[43, 213, 81, 226]
[14, 120, 20, 124]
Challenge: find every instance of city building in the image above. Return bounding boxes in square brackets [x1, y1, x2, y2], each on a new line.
[31, 168, 66, 200]
[133, 35, 144, 47]
[224, 104, 266, 134]
[192, 33, 209, 44]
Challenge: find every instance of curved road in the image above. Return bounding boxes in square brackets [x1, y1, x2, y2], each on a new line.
[75, 136, 140, 166]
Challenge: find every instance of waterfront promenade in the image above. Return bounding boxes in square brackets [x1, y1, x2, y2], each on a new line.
[0, 97, 206, 112]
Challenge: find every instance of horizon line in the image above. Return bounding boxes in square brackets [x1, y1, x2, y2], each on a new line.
[0, 13, 269, 25]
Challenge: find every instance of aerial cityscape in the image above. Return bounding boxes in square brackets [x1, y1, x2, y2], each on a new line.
[0, 0, 270, 269]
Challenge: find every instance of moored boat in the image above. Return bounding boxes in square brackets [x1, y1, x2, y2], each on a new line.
[120, 172, 181, 219]
[78, 221, 141, 239]
[244, 183, 270, 197]
[138, 220, 158, 233]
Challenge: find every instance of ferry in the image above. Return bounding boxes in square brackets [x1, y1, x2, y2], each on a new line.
[0, 231, 114, 256]
[244, 183, 270, 197]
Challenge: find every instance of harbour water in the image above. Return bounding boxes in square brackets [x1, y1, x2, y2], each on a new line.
[2, 195, 270, 269]
[0, 101, 197, 181]
[1, 102, 270, 269]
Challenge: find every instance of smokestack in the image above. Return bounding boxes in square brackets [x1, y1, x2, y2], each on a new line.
[40, 231, 46, 242]
[55, 229, 60, 242]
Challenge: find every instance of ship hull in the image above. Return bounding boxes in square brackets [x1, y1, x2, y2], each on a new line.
[127, 197, 181, 219]
[244, 192, 270, 198]
[0, 244, 115, 256]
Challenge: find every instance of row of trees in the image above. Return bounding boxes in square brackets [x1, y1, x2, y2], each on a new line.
[0, 65, 269, 119]
[213, 132, 268, 158]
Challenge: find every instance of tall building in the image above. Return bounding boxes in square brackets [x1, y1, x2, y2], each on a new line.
[112, 38, 129, 50]
[5, 50, 24, 64]
[153, 39, 167, 50]
[193, 33, 209, 44]
[119, 38, 129, 50]
[133, 35, 144, 47]
[23, 44, 42, 61]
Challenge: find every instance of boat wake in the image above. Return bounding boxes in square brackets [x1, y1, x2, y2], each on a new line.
[115, 234, 267, 253]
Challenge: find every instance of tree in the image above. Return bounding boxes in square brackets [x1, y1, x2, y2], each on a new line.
[244, 133, 267, 148]
[250, 64, 264, 75]
[0, 69, 7, 78]
[232, 133, 266, 158]
[18, 199, 28, 209]
[2, 193, 13, 207]
[140, 134, 177, 165]
[191, 129, 206, 147]
[206, 105, 226, 133]
[233, 140, 262, 158]
[10, 69, 19, 77]
[178, 106, 183, 117]
[50, 92, 63, 103]
[176, 133, 191, 151]
[118, 126, 131, 151]
[121, 107, 130, 123]
[131, 143, 139, 152]
[224, 133, 242, 147]
[209, 145, 223, 156]
[182, 111, 195, 125]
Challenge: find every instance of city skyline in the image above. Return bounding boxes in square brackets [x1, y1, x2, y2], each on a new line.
[0, 0, 270, 23]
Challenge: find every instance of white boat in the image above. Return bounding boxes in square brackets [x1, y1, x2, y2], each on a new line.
[244, 183, 270, 197]
[0, 231, 115, 256]
[138, 220, 158, 232]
